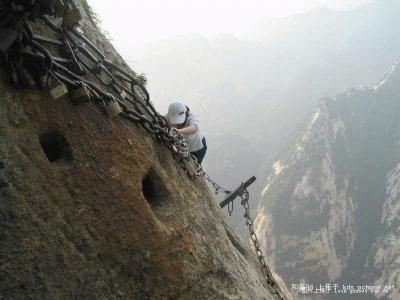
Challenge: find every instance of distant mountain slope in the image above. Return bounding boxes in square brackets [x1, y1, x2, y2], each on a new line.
[255, 62, 400, 299]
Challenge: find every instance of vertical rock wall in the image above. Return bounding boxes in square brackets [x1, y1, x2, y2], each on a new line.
[0, 2, 289, 299]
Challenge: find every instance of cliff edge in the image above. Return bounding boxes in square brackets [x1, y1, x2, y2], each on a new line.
[0, 1, 289, 299]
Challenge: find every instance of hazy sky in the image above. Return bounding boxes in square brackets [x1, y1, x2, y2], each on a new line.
[88, 0, 371, 49]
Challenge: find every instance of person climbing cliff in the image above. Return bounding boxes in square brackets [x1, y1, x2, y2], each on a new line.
[167, 101, 207, 164]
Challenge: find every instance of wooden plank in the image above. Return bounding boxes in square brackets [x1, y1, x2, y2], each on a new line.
[219, 176, 256, 208]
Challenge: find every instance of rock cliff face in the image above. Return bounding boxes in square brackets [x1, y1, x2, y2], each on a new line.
[255, 62, 400, 299]
[0, 2, 289, 299]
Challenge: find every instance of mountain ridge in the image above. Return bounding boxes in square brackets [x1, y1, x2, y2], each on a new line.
[255, 61, 400, 299]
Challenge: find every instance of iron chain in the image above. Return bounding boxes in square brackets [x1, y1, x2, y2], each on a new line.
[240, 189, 285, 299]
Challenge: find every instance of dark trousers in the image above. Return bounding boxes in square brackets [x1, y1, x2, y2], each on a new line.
[190, 137, 207, 164]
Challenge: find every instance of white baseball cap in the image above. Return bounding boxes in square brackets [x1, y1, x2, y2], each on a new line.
[167, 101, 187, 125]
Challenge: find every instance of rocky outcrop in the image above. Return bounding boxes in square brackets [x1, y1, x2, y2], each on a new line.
[255, 62, 400, 299]
[365, 163, 400, 299]
[255, 101, 357, 286]
[0, 2, 289, 299]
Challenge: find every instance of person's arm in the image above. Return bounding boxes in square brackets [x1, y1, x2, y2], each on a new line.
[175, 124, 198, 135]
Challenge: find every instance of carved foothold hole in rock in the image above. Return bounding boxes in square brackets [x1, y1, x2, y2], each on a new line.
[142, 168, 167, 206]
[39, 131, 73, 163]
